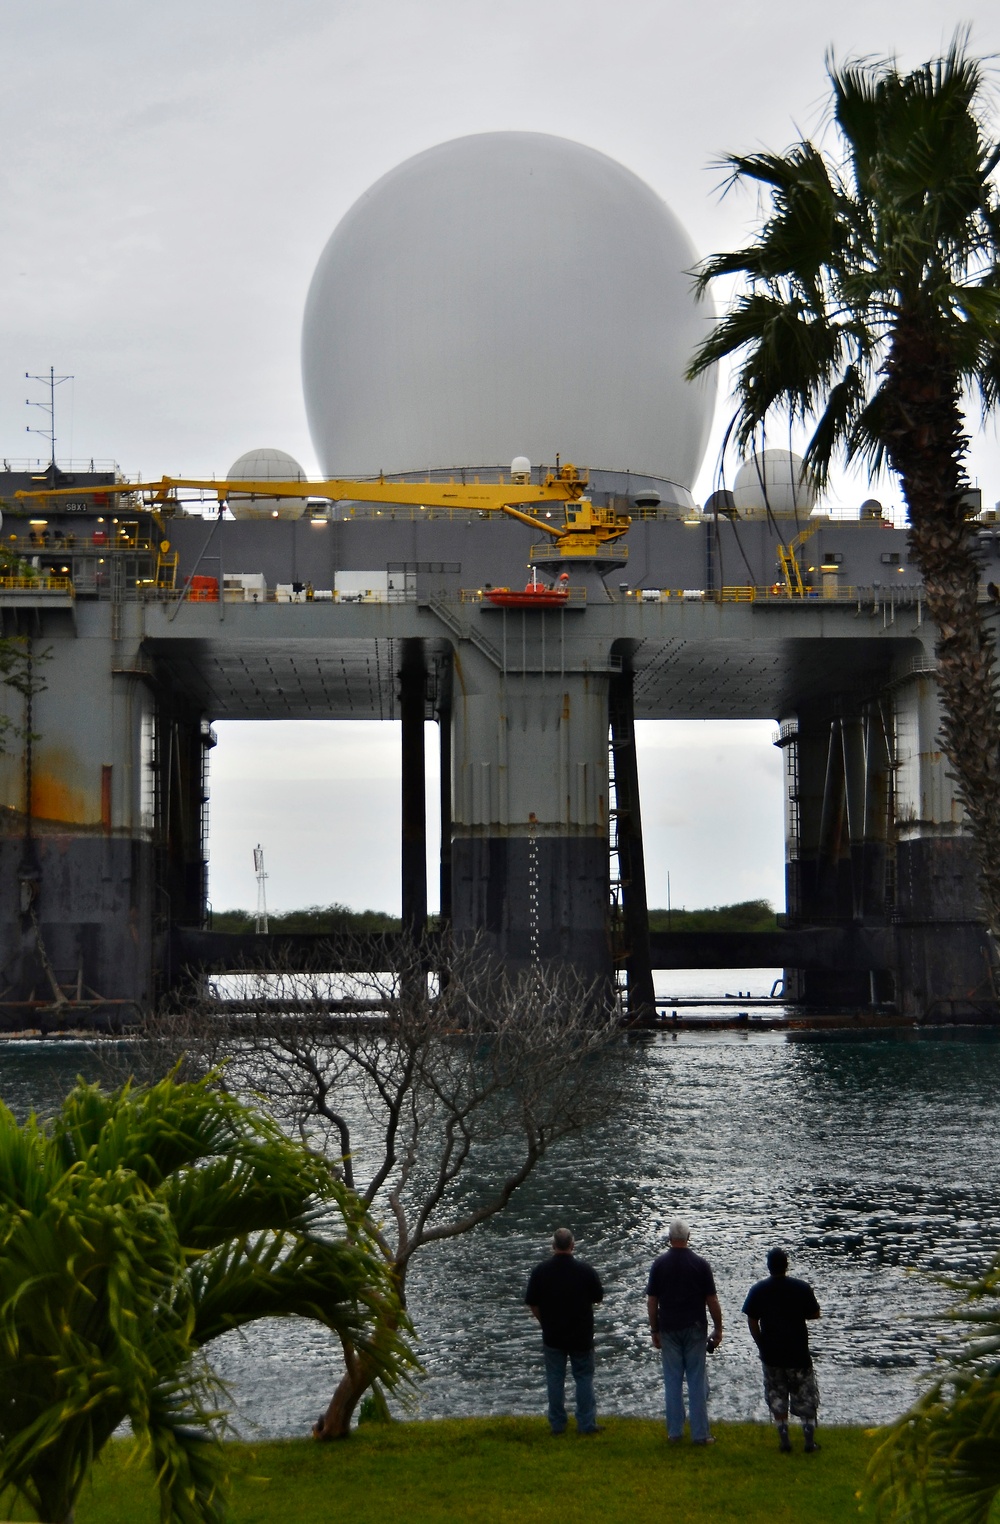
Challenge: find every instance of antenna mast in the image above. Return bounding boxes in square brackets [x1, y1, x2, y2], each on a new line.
[253, 844, 269, 934]
[25, 365, 73, 469]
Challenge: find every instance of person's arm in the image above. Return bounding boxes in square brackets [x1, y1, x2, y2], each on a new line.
[647, 1294, 661, 1349]
[528, 1304, 541, 1323]
[746, 1314, 762, 1348]
[706, 1293, 723, 1347]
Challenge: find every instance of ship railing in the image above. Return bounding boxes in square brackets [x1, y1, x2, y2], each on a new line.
[3, 534, 154, 554]
[0, 575, 75, 596]
[616, 584, 929, 605]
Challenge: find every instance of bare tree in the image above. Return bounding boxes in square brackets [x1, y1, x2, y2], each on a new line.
[124, 935, 628, 1438]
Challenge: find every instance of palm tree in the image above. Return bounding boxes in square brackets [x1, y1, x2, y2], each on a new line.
[0, 1073, 413, 1524]
[865, 1256, 1000, 1521]
[688, 37, 1000, 934]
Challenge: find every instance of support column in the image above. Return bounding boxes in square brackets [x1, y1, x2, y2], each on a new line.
[450, 632, 611, 983]
[437, 656, 453, 927]
[780, 702, 895, 1006]
[0, 607, 158, 1024]
[893, 672, 996, 1020]
[608, 668, 654, 1018]
[399, 639, 427, 943]
[158, 703, 213, 932]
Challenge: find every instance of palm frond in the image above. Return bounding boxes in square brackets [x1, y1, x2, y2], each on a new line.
[0, 1075, 412, 1524]
[695, 34, 1000, 488]
[144, 1379, 229, 1524]
[866, 1257, 1000, 1522]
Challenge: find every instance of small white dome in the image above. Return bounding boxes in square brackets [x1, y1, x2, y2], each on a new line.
[227, 448, 307, 520]
[732, 450, 816, 517]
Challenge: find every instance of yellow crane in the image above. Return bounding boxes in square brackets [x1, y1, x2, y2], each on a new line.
[776, 519, 821, 596]
[16, 463, 632, 561]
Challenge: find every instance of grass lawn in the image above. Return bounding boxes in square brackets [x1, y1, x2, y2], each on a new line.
[40, 1418, 879, 1524]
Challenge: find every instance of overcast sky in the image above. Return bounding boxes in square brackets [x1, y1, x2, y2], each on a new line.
[3, 0, 999, 912]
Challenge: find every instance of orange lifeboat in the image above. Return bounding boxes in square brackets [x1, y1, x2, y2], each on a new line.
[485, 573, 570, 609]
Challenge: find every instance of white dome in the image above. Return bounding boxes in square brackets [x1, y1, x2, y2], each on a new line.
[732, 450, 817, 517]
[227, 448, 307, 520]
[301, 133, 715, 490]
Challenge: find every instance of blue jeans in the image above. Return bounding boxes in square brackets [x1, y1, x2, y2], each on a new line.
[543, 1345, 598, 1433]
[660, 1325, 710, 1441]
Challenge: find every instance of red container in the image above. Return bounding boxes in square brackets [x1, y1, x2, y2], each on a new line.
[187, 575, 219, 602]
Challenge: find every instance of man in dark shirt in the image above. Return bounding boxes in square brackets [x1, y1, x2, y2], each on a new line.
[525, 1227, 604, 1435]
[646, 1219, 723, 1445]
[743, 1247, 822, 1453]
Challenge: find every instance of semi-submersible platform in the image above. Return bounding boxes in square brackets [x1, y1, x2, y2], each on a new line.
[1, 127, 997, 1026]
[0, 455, 995, 1028]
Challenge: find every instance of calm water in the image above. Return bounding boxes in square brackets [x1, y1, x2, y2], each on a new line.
[3, 986, 999, 1436]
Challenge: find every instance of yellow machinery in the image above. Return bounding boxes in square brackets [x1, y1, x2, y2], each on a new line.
[16, 464, 632, 562]
[776, 520, 821, 596]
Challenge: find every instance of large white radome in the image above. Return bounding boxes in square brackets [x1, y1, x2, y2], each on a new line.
[301, 133, 715, 489]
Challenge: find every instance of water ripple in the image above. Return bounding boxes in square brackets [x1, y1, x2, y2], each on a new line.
[3, 1030, 1000, 1432]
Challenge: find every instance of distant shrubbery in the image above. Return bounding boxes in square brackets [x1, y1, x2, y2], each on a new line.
[211, 904, 402, 934]
[647, 899, 778, 934]
[212, 900, 778, 935]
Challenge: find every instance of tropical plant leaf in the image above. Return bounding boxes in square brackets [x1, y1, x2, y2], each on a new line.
[0, 1073, 413, 1523]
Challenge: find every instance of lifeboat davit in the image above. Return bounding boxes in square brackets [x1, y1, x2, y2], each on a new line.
[485, 573, 570, 609]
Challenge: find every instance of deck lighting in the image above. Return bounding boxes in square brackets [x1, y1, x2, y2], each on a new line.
[29, 519, 47, 527]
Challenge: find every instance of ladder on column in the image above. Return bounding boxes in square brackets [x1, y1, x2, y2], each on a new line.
[608, 724, 629, 1015]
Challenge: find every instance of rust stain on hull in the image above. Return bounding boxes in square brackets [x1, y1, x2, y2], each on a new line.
[30, 746, 99, 826]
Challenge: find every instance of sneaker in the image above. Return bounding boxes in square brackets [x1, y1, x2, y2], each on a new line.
[580, 1425, 605, 1435]
[803, 1424, 820, 1454]
[692, 1436, 716, 1446]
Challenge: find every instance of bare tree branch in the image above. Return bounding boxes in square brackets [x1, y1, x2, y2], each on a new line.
[106, 931, 628, 1436]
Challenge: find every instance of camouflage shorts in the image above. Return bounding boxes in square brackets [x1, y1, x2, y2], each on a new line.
[761, 1363, 819, 1421]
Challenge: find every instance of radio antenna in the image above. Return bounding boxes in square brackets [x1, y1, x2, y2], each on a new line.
[26, 365, 73, 468]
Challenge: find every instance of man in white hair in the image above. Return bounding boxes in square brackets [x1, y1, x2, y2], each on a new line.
[646, 1219, 723, 1445]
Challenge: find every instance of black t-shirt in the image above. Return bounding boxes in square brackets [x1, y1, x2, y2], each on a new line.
[742, 1275, 820, 1368]
[525, 1254, 604, 1352]
[645, 1247, 717, 1332]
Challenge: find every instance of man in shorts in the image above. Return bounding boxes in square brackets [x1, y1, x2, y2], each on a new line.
[525, 1228, 604, 1435]
[743, 1247, 821, 1453]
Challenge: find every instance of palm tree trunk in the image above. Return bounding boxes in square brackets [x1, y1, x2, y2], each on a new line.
[313, 1265, 407, 1439]
[313, 1338, 371, 1438]
[884, 318, 1000, 939]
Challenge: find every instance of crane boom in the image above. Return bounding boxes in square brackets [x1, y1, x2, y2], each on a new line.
[15, 461, 632, 559]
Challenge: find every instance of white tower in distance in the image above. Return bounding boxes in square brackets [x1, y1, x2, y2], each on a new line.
[253, 845, 269, 935]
